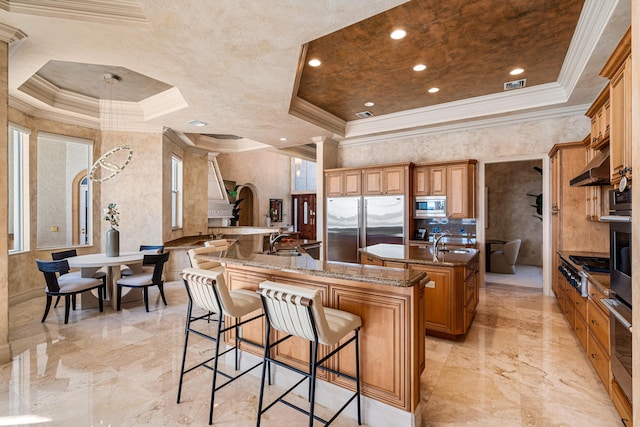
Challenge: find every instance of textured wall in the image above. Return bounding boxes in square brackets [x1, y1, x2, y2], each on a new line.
[486, 160, 543, 266]
[7, 109, 100, 303]
[0, 42, 9, 362]
[217, 150, 293, 227]
[339, 115, 589, 166]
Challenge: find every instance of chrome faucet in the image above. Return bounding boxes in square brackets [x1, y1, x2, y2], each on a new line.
[269, 232, 291, 253]
[432, 230, 451, 261]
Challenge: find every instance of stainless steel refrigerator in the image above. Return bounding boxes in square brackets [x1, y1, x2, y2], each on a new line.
[326, 195, 404, 263]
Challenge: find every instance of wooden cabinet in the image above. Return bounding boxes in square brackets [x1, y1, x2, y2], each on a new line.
[326, 169, 362, 197]
[409, 256, 478, 338]
[429, 166, 447, 196]
[413, 166, 429, 196]
[412, 161, 476, 218]
[446, 162, 475, 218]
[585, 144, 610, 222]
[600, 28, 631, 186]
[611, 378, 633, 427]
[225, 263, 425, 412]
[587, 281, 610, 393]
[585, 87, 610, 149]
[363, 165, 406, 195]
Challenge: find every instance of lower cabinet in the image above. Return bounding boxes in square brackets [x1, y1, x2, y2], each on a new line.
[611, 378, 633, 427]
[224, 264, 425, 412]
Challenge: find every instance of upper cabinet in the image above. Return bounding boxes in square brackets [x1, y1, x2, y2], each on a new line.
[412, 161, 476, 218]
[363, 165, 407, 195]
[585, 87, 610, 150]
[325, 163, 410, 197]
[600, 27, 631, 187]
[412, 165, 446, 196]
[326, 169, 362, 197]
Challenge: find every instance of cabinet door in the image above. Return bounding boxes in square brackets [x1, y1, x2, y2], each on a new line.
[410, 265, 453, 333]
[429, 166, 446, 196]
[363, 169, 383, 195]
[413, 166, 429, 196]
[610, 58, 631, 185]
[326, 172, 344, 197]
[446, 163, 470, 218]
[344, 170, 362, 196]
[383, 166, 405, 195]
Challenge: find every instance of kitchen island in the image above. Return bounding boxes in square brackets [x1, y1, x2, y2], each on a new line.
[197, 237, 428, 426]
[360, 243, 480, 339]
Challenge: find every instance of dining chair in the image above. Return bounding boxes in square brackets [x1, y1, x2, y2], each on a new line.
[116, 251, 170, 312]
[256, 280, 362, 427]
[36, 259, 106, 324]
[51, 249, 107, 308]
[121, 245, 165, 276]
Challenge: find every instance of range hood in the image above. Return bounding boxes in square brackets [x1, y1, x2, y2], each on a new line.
[207, 154, 233, 220]
[569, 148, 610, 187]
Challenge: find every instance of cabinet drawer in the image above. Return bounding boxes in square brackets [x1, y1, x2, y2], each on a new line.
[587, 299, 610, 354]
[587, 329, 610, 390]
[611, 378, 633, 427]
[574, 315, 587, 351]
[361, 254, 383, 266]
[588, 281, 607, 313]
[574, 294, 587, 321]
[564, 300, 575, 329]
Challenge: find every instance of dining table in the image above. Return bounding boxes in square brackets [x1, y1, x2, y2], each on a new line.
[67, 251, 145, 309]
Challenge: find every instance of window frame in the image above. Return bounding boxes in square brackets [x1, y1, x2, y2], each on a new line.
[171, 154, 183, 229]
[8, 123, 31, 254]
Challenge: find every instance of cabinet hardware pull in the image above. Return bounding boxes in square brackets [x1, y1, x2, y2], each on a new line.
[591, 353, 599, 360]
[591, 319, 598, 325]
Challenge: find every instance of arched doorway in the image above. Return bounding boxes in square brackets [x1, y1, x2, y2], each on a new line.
[238, 186, 254, 226]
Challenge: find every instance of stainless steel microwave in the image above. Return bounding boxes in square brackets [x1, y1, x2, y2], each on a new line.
[415, 196, 446, 218]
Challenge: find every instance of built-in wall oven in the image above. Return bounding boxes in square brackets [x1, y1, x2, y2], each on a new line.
[601, 188, 632, 403]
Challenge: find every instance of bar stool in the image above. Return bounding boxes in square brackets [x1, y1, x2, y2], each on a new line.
[256, 280, 362, 427]
[177, 267, 265, 425]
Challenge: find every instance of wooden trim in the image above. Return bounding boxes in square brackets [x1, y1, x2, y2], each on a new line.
[71, 171, 85, 245]
[600, 27, 631, 79]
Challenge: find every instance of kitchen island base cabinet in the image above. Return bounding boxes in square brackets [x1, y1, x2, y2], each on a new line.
[224, 264, 425, 413]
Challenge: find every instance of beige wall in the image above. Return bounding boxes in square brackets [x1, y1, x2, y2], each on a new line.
[7, 109, 101, 304]
[217, 150, 293, 227]
[0, 42, 9, 363]
[338, 114, 589, 166]
[486, 160, 543, 266]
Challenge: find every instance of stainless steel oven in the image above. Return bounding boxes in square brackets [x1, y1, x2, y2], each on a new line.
[601, 298, 632, 402]
[601, 189, 632, 307]
[601, 188, 632, 403]
[414, 196, 446, 218]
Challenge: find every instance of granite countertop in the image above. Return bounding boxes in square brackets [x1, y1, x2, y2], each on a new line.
[557, 250, 611, 294]
[361, 243, 479, 267]
[197, 235, 425, 288]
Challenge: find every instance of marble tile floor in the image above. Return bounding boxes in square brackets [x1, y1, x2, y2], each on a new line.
[1, 280, 622, 426]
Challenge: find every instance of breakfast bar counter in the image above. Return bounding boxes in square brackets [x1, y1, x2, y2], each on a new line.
[197, 237, 428, 425]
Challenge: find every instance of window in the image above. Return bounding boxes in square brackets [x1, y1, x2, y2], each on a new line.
[36, 133, 92, 248]
[171, 154, 183, 229]
[8, 124, 30, 253]
[292, 158, 317, 193]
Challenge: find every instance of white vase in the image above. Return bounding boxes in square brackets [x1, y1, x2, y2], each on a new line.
[106, 227, 120, 257]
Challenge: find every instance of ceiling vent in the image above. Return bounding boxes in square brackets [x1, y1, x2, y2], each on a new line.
[504, 79, 527, 91]
[204, 133, 243, 140]
[355, 111, 374, 119]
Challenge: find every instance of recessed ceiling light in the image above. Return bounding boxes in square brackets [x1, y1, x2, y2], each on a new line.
[280, 137, 287, 142]
[413, 64, 427, 72]
[428, 87, 439, 93]
[187, 119, 207, 127]
[510, 68, 525, 75]
[308, 58, 321, 67]
[390, 29, 406, 40]
[364, 101, 375, 107]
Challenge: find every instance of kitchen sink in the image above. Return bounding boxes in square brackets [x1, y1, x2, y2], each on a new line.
[437, 248, 470, 254]
[271, 249, 302, 256]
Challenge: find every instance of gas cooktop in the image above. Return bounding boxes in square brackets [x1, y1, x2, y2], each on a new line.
[568, 255, 610, 273]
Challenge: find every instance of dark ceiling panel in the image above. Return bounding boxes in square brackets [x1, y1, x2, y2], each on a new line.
[296, 0, 585, 121]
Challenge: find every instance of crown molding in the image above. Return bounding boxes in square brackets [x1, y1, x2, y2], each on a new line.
[344, 82, 568, 139]
[163, 128, 210, 154]
[139, 87, 188, 121]
[9, 95, 99, 129]
[0, 21, 27, 55]
[557, 0, 620, 95]
[340, 104, 590, 147]
[276, 144, 316, 161]
[3, 0, 149, 25]
[193, 134, 271, 153]
[289, 96, 346, 137]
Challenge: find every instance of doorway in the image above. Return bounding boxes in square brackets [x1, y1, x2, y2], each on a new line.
[481, 156, 547, 292]
[238, 186, 254, 226]
[292, 194, 316, 240]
